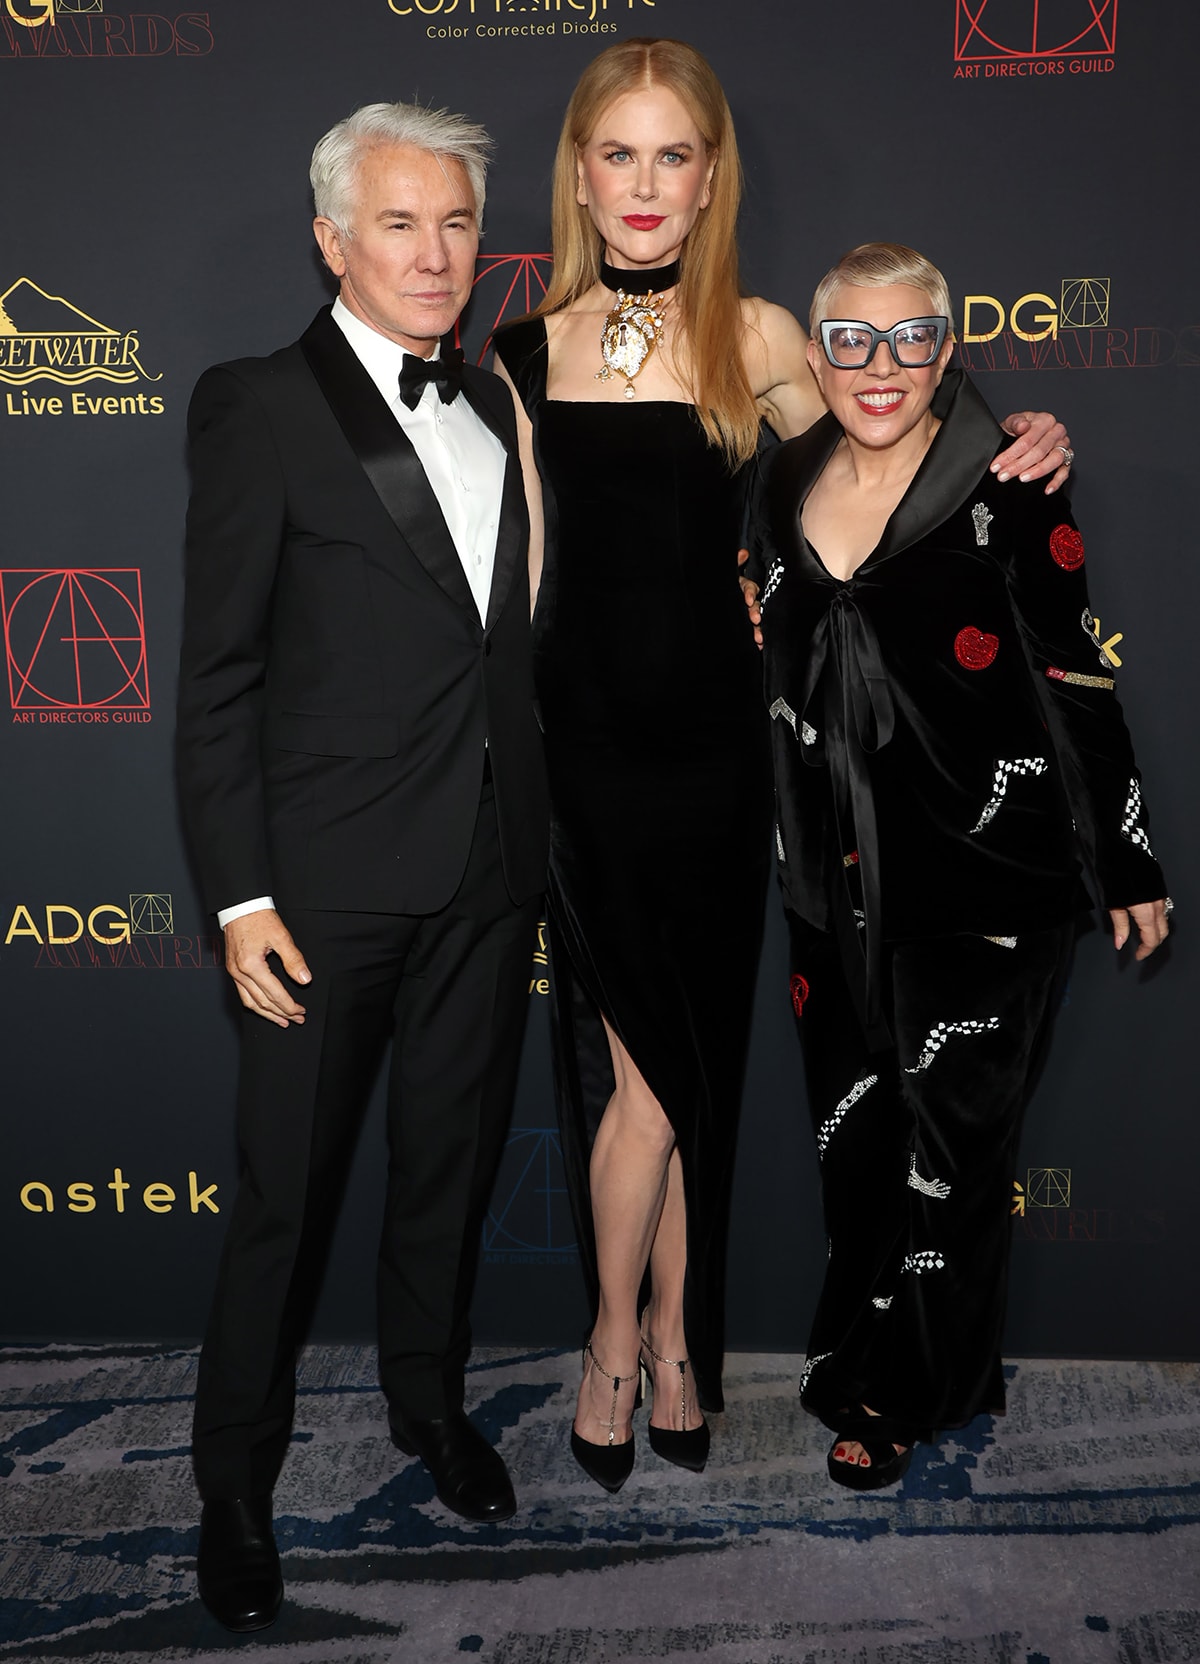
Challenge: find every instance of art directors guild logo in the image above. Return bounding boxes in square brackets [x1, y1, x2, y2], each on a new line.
[954, 0, 1117, 77]
[1, 2, 213, 57]
[1, 279, 164, 418]
[2, 568, 152, 723]
[1013, 1166, 1166, 1244]
[389, 0, 654, 43]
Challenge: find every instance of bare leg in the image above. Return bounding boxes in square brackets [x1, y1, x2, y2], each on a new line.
[641, 1151, 704, 1431]
[573, 1020, 678, 1446]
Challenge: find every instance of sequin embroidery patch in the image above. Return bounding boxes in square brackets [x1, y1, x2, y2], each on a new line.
[769, 696, 798, 736]
[1050, 524, 1085, 570]
[972, 502, 994, 546]
[1047, 665, 1115, 690]
[872, 1295, 894, 1310]
[790, 973, 810, 1019]
[954, 626, 1000, 670]
[903, 1250, 946, 1274]
[1120, 776, 1155, 858]
[759, 559, 784, 609]
[905, 1017, 1000, 1073]
[798, 1350, 832, 1396]
[908, 1152, 952, 1199]
[969, 756, 1048, 834]
[816, 1072, 877, 1155]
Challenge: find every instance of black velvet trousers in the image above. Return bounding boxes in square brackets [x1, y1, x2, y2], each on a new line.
[192, 785, 540, 1501]
[787, 912, 1074, 1445]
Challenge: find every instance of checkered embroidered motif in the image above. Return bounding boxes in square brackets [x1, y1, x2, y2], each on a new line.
[872, 1295, 894, 1310]
[1120, 777, 1155, 859]
[816, 1073, 878, 1156]
[903, 1250, 946, 1274]
[801, 721, 817, 746]
[969, 757, 1048, 835]
[905, 1017, 1000, 1073]
[759, 559, 784, 609]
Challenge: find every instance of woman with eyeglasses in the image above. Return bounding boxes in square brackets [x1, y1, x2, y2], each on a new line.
[755, 241, 1168, 1489]
[493, 39, 1074, 1491]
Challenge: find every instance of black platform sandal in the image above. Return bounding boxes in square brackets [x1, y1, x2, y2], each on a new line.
[826, 1408, 912, 1491]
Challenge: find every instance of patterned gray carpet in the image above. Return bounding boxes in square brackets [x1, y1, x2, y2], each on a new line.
[1, 1344, 1198, 1663]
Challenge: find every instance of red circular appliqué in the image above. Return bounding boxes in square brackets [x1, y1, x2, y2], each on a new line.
[1049, 525, 1085, 570]
[790, 974, 810, 1019]
[954, 626, 1000, 670]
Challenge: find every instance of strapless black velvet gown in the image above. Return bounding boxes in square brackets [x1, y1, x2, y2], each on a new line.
[494, 317, 773, 1411]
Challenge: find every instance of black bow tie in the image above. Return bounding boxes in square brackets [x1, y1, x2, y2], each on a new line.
[397, 347, 465, 409]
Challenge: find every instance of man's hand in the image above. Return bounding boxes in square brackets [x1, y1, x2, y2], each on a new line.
[738, 549, 763, 650]
[993, 411, 1073, 494]
[223, 909, 312, 1026]
[1109, 899, 1171, 962]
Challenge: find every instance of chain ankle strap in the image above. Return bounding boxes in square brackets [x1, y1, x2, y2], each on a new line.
[583, 1340, 638, 1446]
[639, 1333, 691, 1432]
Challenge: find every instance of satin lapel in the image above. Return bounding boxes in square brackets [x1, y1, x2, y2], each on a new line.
[298, 308, 476, 618]
[461, 367, 525, 631]
[872, 368, 1004, 563]
[765, 414, 843, 554]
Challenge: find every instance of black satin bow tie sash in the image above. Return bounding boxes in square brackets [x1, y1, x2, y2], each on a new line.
[398, 346, 465, 409]
[798, 581, 896, 1050]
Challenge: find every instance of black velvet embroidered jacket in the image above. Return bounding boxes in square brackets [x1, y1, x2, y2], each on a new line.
[757, 369, 1165, 962]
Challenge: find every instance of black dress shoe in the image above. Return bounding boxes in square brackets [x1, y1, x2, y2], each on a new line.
[196, 1496, 282, 1633]
[390, 1410, 516, 1522]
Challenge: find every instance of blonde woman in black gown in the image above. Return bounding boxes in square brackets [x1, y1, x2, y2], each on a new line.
[493, 37, 1073, 1489]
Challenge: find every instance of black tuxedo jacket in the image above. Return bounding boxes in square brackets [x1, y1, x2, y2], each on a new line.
[177, 307, 549, 917]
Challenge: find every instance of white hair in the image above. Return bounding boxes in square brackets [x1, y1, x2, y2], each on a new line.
[310, 101, 491, 236]
[809, 242, 955, 335]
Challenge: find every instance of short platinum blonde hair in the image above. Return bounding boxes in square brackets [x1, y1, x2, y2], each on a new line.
[809, 242, 955, 335]
[310, 101, 491, 236]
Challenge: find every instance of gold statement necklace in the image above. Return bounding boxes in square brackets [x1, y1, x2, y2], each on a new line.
[594, 256, 681, 399]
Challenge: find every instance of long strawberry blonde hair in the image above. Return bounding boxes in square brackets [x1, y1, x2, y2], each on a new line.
[537, 37, 760, 468]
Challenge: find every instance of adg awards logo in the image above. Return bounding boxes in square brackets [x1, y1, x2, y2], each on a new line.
[0, 1, 213, 57]
[1, 567, 152, 724]
[1, 279, 164, 418]
[954, 0, 1117, 78]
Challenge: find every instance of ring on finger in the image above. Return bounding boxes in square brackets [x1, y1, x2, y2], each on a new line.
[1056, 445, 1075, 466]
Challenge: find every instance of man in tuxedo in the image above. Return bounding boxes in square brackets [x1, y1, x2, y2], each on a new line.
[176, 101, 548, 1633]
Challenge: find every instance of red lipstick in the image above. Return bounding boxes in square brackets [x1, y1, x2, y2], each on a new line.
[622, 215, 666, 231]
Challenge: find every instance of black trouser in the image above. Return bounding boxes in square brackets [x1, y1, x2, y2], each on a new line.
[788, 913, 1073, 1445]
[192, 786, 540, 1500]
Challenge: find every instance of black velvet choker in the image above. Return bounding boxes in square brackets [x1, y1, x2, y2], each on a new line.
[599, 255, 681, 295]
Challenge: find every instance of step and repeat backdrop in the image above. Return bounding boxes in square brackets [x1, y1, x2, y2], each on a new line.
[2, 0, 1194, 1360]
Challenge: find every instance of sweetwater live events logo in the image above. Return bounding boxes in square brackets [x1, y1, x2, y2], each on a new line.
[2, 568, 153, 724]
[3, 892, 223, 969]
[0, 1, 212, 56]
[1012, 1167, 1165, 1244]
[954, 0, 1117, 78]
[955, 278, 1198, 373]
[386, 0, 656, 42]
[0, 279, 164, 418]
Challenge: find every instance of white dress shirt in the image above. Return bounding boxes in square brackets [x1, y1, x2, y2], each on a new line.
[217, 298, 507, 929]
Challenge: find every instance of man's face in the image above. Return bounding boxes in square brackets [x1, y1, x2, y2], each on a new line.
[313, 143, 478, 356]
